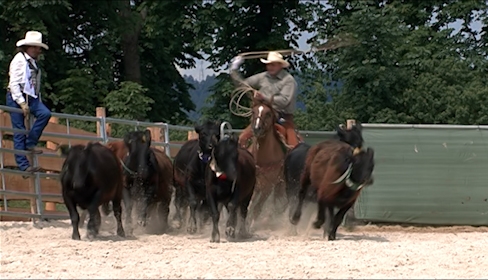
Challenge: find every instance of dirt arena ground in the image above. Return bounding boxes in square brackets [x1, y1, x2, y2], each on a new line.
[1, 205, 487, 279]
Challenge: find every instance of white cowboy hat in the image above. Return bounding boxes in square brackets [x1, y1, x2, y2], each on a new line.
[16, 31, 49, 50]
[260, 51, 290, 68]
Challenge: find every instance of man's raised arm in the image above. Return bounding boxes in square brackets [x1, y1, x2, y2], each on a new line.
[229, 56, 260, 88]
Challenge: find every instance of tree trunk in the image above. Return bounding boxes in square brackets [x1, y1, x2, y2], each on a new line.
[119, 0, 147, 84]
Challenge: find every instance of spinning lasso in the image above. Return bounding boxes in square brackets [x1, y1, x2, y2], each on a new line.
[229, 34, 358, 118]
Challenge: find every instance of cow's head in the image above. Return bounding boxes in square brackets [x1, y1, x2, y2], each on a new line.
[210, 133, 239, 182]
[195, 120, 221, 160]
[336, 121, 363, 149]
[58, 144, 92, 189]
[350, 147, 375, 187]
[123, 130, 153, 179]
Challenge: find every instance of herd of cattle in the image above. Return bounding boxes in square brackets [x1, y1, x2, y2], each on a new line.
[59, 120, 375, 242]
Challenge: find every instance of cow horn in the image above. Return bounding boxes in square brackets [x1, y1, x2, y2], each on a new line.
[332, 163, 353, 184]
[141, 135, 146, 143]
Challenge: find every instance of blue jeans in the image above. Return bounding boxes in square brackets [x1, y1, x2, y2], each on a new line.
[6, 93, 51, 171]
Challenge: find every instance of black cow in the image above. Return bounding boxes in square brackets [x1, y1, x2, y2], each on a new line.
[59, 142, 125, 240]
[121, 130, 173, 235]
[173, 120, 221, 233]
[205, 133, 256, 242]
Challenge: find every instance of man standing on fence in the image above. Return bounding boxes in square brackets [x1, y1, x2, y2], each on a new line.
[6, 31, 51, 175]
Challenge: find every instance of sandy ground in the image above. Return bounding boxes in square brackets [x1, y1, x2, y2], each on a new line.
[1, 205, 488, 279]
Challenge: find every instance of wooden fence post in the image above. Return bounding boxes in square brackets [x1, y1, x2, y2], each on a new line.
[96, 107, 111, 139]
[346, 119, 356, 129]
[46, 116, 58, 150]
[44, 117, 58, 212]
[149, 124, 163, 151]
[188, 131, 198, 140]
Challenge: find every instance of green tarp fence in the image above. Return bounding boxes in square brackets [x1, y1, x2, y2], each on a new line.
[354, 127, 488, 226]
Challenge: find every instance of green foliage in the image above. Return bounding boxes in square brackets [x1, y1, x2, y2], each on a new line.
[200, 73, 250, 128]
[301, 0, 488, 127]
[104, 81, 154, 138]
[0, 0, 198, 126]
[198, 0, 310, 128]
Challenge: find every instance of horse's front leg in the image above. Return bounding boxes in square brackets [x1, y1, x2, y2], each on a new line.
[249, 180, 272, 227]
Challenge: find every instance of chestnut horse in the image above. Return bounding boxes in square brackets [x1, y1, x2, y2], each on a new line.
[246, 96, 289, 227]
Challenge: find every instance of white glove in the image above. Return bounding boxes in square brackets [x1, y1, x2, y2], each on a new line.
[230, 56, 244, 70]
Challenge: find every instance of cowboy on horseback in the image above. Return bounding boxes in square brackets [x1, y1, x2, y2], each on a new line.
[229, 51, 303, 149]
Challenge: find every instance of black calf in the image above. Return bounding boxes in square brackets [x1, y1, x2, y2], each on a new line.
[173, 120, 221, 233]
[59, 142, 125, 240]
[205, 133, 256, 242]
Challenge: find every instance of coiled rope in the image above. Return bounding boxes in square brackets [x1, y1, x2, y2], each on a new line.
[229, 34, 358, 118]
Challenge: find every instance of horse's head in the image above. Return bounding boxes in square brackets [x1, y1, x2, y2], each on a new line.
[195, 120, 220, 155]
[336, 121, 364, 149]
[251, 95, 277, 138]
[211, 133, 239, 181]
[351, 147, 375, 187]
[123, 130, 152, 179]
